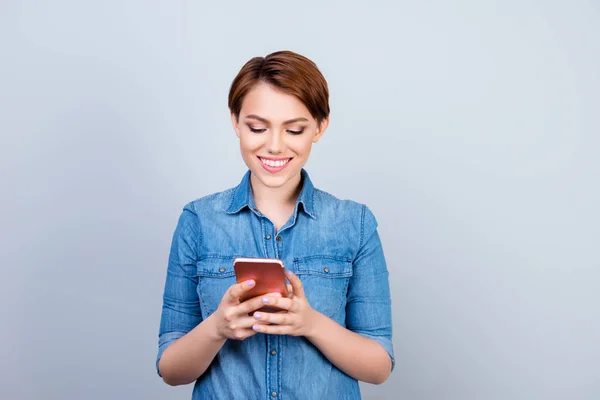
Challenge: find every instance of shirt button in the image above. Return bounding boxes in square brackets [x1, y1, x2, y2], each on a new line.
[219, 267, 226, 273]
[265, 234, 272, 240]
[271, 392, 278, 398]
[270, 349, 277, 356]
[323, 267, 330, 273]
[276, 236, 282, 242]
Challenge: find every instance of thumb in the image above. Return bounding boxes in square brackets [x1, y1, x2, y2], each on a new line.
[285, 270, 305, 298]
[226, 279, 256, 304]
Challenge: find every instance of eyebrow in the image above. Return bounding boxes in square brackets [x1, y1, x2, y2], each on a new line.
[245, 114, 309, 124]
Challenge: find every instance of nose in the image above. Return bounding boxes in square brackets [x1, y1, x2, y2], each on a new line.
[266, 131, 283, 155]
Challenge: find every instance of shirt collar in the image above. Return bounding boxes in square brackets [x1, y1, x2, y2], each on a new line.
[225, 168, 316, 219]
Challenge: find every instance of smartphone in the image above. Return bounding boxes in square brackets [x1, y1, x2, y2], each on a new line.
[233, 257, 288, 313]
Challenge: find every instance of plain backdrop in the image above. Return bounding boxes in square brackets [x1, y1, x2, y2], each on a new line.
[1, 1, 599, 399]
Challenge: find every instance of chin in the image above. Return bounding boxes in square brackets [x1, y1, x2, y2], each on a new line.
[251, 166, 300, 188]
[254, 172, 292, 188]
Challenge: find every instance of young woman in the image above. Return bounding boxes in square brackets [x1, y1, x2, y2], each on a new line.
[156, 50, 394, 399]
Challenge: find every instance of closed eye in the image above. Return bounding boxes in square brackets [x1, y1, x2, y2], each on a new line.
[287, 129, 304, 135]
[249, 127, 267, 133]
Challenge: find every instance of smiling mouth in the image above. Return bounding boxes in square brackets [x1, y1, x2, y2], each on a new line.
[258, 157, 293, 168]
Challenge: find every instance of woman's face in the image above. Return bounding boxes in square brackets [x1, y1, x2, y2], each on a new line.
[231, 82, 328, 191]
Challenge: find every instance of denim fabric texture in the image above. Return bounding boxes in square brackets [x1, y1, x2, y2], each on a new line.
[157, 169, 394, 400]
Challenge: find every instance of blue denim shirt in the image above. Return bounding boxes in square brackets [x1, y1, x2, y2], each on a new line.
[156, 169, 394, 400]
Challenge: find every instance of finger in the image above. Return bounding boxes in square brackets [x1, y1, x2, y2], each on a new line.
[229, 315, 265, 330]
[286, 284, 293, 297]
[226, 279, 256, 304]
[228, 318, 270, 340]
[236, 292, 282, 315]
[253, 311, 294, 326]
[252, 323, 293, 335]
[234, 321, 271, 339]
[285, 270, 305, 298]
[229, 328, 258, 341]
[258, 295, 294, 311]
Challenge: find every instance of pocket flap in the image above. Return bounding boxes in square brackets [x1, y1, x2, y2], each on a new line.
[293, 256, 353, 278]
[196, 256, 235, 278]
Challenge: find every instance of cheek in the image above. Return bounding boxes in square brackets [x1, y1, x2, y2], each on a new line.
[240, 134, 264, 152]
[288, 136, 313, 155]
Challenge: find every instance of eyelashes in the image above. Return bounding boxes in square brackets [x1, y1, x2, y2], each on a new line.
[247, 126, 305, 135]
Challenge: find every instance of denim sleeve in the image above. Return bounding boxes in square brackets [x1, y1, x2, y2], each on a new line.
[346, 205, 395, 371]
[156, 203, 203, 377]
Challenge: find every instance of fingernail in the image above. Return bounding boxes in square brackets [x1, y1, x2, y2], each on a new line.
[254, 312, 262, 319]
[273, 293, 282, 297]
[253, 325, 260, 331]
[286, 270, 292, 276]
[247, 280, 255, 287]
[262, 297, 269, 304]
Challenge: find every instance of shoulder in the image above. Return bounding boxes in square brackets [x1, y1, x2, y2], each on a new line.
[313, 188, 379, 246]
[172, 186, 236, 231]
[184, 187, 236, 215]
[314, 187, 364, 214]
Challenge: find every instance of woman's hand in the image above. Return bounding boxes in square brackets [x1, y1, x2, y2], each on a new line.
[213, 279, 281, 341]
[251, 270, 319, 337]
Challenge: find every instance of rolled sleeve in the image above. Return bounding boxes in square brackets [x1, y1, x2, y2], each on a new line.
[346, 205, 395, 370]
[156, 204, 203, 377]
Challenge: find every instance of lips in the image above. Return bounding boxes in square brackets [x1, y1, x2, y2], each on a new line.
[258, 156, 292, 173]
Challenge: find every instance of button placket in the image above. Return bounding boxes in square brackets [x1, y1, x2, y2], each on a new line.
[266, 335, 280, 400]
[261, 217, 277, 259]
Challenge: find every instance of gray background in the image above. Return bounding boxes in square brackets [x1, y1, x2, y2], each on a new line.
[1, 1, 599, 399]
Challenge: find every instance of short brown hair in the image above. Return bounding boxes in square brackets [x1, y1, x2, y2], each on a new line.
[228, 50, 330, 124]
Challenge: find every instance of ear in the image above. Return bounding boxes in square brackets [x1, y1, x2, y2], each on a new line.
[312, 117, 329, 143]
[231, 113, 241, 138]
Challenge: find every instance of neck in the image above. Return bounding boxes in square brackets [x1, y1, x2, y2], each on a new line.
[250, 172, 303, 211]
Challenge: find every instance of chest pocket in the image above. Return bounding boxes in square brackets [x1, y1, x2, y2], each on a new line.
[196, 257, 236, 317]
[293, 256, 353, 319]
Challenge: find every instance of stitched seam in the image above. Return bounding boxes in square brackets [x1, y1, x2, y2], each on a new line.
[261, 218, 268, 258]
[330, 279, 350, 317]
[292, 255, 351, 263]
[266, 335, 271, 400]
[196, 272, 235, 277]
[199, 282, 209, 317]
[310, 183, 316, 218]
[346, 298, 390, 304]
[224, 187, 240, 213]
[293, 258, 353, 277]
[359, 204, 366, 249]
[161, 303, 202, 317]
[295, 271, 351, 278]
[199, 254, 236, 260]
[191, 202, 203, 262]
[315, 188, 338, 200]
[278, 335, 283, 400]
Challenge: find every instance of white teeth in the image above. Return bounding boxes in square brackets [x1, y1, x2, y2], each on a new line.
[260, 158, 290, 168]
